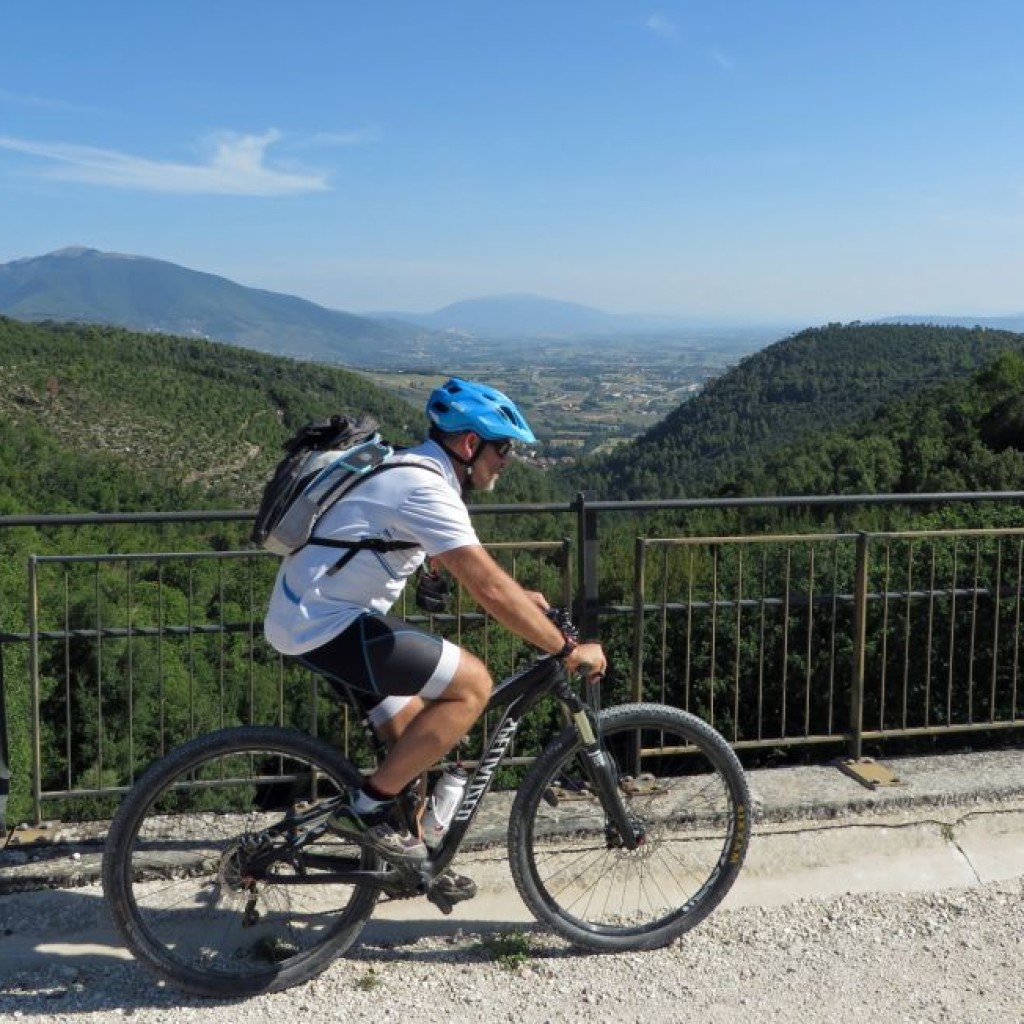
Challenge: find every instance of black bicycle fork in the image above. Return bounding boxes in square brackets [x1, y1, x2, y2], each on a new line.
[560, 688, 644, 852]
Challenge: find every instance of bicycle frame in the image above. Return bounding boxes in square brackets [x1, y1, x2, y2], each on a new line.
[262, 653, 639, 895]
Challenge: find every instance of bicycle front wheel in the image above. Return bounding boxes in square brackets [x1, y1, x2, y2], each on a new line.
[102, 726, 379, 998]
[508, 703, 751, 952]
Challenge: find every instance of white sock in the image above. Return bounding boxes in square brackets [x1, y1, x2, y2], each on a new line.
[352, 788, 390, 814]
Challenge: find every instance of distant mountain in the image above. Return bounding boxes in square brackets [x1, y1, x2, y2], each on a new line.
[369, 293, 779, 338]
[0, 249, 786, 366]
[0, 248, 432, 368]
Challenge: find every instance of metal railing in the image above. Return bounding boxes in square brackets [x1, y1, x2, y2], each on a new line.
[631, 527, 1024, 757]
[2, 490, 1024, 828]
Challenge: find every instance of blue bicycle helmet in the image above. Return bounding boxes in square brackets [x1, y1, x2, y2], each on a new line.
[426, 378, 537, 444]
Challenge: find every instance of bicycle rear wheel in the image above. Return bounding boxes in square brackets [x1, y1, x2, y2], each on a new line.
[508, 703, 750, 952]
[102, 726, 379, 997]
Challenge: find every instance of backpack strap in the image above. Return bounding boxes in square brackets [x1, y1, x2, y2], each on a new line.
[307, 454, 447, 575]
[321, 537, 421, 577]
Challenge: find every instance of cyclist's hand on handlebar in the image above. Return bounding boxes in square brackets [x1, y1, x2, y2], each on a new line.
[565, 641, 607, 684]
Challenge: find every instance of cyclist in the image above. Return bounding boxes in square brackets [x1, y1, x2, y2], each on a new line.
[264, 377, 607, 886]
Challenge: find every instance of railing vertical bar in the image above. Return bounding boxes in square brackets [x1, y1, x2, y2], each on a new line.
[187, 561, 196, 737]
[924, 543, 936, 727]
[631, 537, 645, 703]
[28, 555, 43, 825]
[63, 569, 72, 793]
[1012, 538, 1023, 721]
[247, 558, 257, 725]
[780, 545, 791, 739]
[901, 540, 913, 730]
[804, 544, 815, 738]
[708, 545, 719, 727]
[157, 560, 166, 753]
[126, 561, 135, 784]
[97, 561, 105, 789]
[879, 541, 891, 732]
[967, 540, 981, 724]
[850, 532, 869, 759]
[990, 538, 1003, 723]
[659, 545, 669, 705]
[758, 546, 768, 741]
[733, 546, 744, 743]
[946, 541, 958, 726]
[685, 546, 695, 712]
[827, 542, 840, 735]
[217, 560, 227, 732]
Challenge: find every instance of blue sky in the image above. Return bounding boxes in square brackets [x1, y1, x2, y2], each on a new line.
[2, 1, 1023, 324]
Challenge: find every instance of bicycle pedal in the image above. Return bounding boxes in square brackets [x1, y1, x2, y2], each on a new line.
[428, 891, 454, 915]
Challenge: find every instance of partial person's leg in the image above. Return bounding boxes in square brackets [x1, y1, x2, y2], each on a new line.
[298, 614, 489, 865]
[368, 648, 491, 795]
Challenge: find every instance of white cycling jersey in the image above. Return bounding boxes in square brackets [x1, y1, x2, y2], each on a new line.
[263, 439, 479, 655]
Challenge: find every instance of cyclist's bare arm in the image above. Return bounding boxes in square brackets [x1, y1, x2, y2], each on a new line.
[436, 544, 606, 680]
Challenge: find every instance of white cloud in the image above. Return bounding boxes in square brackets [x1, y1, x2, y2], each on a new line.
[0, 90, 109, 116]
[0, 129, 329, 196]
[645, 13, 679, 43]
[711, 46, 737, 72]
[304, 127, 382, 148]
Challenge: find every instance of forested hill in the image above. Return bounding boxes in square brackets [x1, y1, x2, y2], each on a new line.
[0, 317, 425, 515]
[562, 323, 1024, 500]
[0, 317, 561, 517]
[731, 348, 1024, 500]
[7, 316, 1024, 521]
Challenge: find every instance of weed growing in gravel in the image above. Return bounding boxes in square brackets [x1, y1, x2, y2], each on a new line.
[355, 966, 383, 991]
[478, 931, 532, 970]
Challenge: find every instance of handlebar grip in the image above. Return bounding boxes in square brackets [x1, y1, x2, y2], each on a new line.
[574, 662, 604, 685]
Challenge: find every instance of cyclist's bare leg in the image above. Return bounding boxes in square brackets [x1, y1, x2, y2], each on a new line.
[374, 697, 425, 747]
[368, 649, 491, 797]
[367, 669, 481, 900]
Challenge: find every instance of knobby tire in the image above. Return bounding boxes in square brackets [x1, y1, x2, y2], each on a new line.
[102, 726, 379, 998]
[508, 703, 751, 951]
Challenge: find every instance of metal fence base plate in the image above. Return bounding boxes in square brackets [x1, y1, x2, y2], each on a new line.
[3, 820, 62, 847]
[834, 757, 900, 790]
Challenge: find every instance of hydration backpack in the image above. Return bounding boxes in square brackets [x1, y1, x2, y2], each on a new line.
[251, 414, 440, 571]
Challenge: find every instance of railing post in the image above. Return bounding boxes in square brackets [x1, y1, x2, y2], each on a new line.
[574, 493, 600, 712]
[0, 640, 8, 836]
[849, 531, 870, 759]
[574, 492, 600, 641]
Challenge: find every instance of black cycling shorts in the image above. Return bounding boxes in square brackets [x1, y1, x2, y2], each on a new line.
[297, 612, 461, 717]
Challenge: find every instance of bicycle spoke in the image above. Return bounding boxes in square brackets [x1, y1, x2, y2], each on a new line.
[510, 704, 750, 950]
[103, 727, 378, 997]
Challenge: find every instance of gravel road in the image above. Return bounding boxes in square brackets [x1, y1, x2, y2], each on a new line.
[5, 748, 1023, 1022]
[1, 874, 1022, 1023]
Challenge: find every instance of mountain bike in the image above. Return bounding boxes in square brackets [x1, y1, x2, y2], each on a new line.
[102, 612, 751, 998]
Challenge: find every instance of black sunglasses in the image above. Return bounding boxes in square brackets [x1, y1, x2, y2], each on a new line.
[490, 440, 514, 458]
